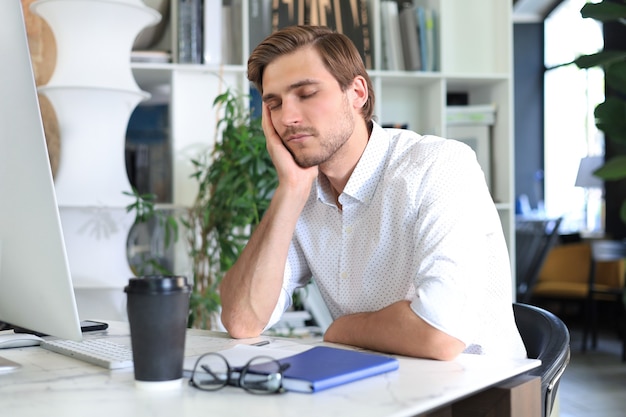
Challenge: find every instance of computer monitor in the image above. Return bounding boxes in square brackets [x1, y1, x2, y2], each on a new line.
[0, 0, 82, 352]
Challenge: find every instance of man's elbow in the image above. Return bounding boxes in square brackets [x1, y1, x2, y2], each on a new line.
[424, 335, 466, 361]
[430, 341, 465, 361]
[221, 312, 265, 339]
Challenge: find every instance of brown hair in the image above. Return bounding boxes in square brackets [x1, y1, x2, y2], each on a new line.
[247, 25, 375, 124]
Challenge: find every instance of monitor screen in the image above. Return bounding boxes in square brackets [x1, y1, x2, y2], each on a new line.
[0, 0, 82, 350]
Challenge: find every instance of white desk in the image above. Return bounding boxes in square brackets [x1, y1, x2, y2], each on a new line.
[0, 322, 540, 417]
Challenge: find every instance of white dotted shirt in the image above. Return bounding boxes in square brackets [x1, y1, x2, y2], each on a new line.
[268, 122, 527, 358]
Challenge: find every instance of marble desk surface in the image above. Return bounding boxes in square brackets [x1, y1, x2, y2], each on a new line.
[0, 321, 540, 417]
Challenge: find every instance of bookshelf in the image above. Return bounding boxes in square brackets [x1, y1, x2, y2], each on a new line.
[131, 0, 516, 292]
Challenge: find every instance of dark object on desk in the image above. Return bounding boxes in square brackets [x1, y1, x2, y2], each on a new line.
[582, 240, 626, 361]
[513, 303, 570, 417]
[79, 320, 109, 333]
[125, 275, 191, 387]
[12, 320, 108, 337]
[515, 217, 563, 303]
[251, 346, 399, 393]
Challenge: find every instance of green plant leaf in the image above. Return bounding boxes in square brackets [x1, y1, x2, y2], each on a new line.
[606, 61, 626, 94]
[578, 0, 626, 230]
[595, 97, 626, 142]
[581, 1, 626, 21]
[594, 155, 626, 180]
[574, 50, 626, 69]
[183, 88, 278, 329]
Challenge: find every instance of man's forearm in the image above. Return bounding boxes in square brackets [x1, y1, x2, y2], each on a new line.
[323, 300, 466, 361]
[219, 185, 309, 338]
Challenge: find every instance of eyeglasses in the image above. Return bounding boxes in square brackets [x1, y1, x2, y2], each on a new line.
[188, 352, 290, 394]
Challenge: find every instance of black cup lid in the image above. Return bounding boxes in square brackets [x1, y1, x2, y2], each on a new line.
[124, 275, 190, 294]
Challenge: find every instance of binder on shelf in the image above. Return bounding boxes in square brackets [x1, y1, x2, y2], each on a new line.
[399, 3, 422, 71]
[380, 0, 404, 71]
[413, 2, 437, 71]
[446, 104, 497, 126]
[251, 346, 399, 393]
[423, 7, 437, 71]
[203, 0, 222, 65]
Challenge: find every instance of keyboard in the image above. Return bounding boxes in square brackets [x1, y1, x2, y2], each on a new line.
[40, 338, 134, 370]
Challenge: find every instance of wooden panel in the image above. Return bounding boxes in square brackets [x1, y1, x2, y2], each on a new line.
[21, 0, 60, 176]
[420, 375, 541, 417]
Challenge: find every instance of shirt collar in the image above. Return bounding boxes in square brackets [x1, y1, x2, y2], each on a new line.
[316, 121, 390, 206]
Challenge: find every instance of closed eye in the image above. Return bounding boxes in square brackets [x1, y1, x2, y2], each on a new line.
[266, 101, 281, 111]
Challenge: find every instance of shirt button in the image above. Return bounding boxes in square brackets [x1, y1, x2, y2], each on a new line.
[345, 226, 353, 234]
[340, 271, 347, 279]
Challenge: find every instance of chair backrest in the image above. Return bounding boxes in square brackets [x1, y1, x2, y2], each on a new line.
[537, 242, 591, 285]
[513, 303, 571, 417]
[515, 217, 563, 303]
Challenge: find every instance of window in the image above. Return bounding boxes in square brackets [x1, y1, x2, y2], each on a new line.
[544, 0, 604, 232]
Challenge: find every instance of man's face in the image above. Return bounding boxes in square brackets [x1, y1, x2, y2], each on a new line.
[261, 46, 357, 168]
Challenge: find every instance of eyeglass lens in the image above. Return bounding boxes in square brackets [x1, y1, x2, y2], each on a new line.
[191, 353, 287, 394]
[191, 353, 230, 391]
[240, 356, 286, 394]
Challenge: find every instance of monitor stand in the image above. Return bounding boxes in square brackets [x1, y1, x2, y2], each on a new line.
[0, 324, 21, 372]
[0, 355, 21, 372]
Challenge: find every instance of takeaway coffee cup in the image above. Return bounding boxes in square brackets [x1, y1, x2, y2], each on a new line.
[124, 275, 191, 390]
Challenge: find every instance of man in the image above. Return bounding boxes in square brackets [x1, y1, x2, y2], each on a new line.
[219, 26, 526, 361]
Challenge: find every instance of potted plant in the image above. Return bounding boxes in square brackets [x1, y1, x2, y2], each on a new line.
[126, 88, 277, 329]
[570, 0, 626, 228]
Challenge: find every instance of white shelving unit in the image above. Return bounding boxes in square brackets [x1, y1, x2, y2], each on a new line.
[131, 0, 516, 291]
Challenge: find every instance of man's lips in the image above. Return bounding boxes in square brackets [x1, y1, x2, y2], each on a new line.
[286, 133, 311, 142]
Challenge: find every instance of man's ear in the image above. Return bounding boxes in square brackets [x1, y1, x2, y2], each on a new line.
[350, 76, 369, 110]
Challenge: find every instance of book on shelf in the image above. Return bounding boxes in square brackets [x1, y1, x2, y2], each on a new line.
[175, 0, 203, 64]
[249, 0, 273, 51]
[380, 0, 404, 71]
[169, 0, 242, 65]
[226, 0, 243, 65]
[270, 0, 373, 69]
[131, 50, 171, 63]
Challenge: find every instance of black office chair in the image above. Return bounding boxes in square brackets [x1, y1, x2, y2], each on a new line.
[513, 303, 571, 417]
[581, 239, 626, 361]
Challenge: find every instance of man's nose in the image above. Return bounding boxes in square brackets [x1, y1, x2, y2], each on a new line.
[279, 98, 302, 126]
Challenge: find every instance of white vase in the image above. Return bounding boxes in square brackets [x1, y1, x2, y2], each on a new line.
[32, 0, 161, 321]
[31, 0, 160, 91]
[39, 86, 147, 206]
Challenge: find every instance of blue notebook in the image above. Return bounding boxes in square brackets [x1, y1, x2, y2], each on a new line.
[262, 346, 399, 393]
